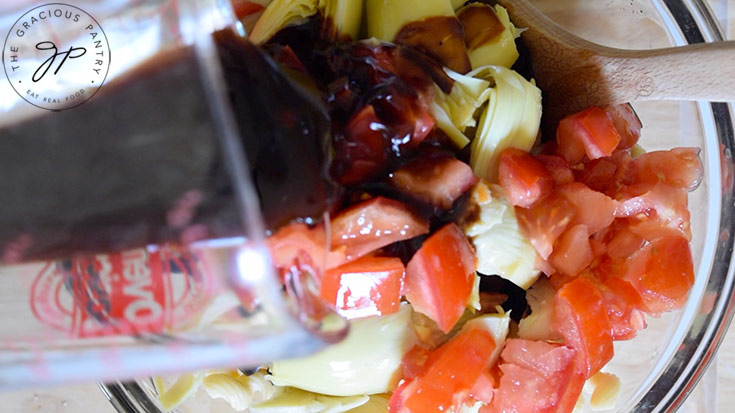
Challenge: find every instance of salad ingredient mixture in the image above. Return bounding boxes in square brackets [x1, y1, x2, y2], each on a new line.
[155, 0, 704, 411]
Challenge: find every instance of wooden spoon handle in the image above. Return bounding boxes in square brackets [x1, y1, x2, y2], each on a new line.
[599, 42, 735, 103]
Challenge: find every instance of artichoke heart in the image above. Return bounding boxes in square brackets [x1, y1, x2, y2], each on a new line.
[458, 4, 523, 69]
[320, 0, 363, 41]
[469, 65, 542, 182]
[450, 0, 467, 10]
[268, 304, 416, 396]
[431, 67, 493, 148]
[366, 0, 454, 41]
[463, 181, 540, 290]
[366, 0, 471, 73]
[518, 277, 558, 341]
[249, 0, 319, 44]
[250, 0, 363, 44]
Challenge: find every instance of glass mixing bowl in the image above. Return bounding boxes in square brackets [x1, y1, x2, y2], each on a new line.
[100, 0, 735, 411]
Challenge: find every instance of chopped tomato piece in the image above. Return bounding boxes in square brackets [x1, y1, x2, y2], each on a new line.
[493, 339, 580, 413]
[501, 339, 576, 379]
[267, 222, 345, 276]
[390, 154, 478, 209]
[553, 355, 587, 413]
[469, 371, 495, 405]
[602, 221, 646, 259]
[549, 224, 593, 276]
[515, 192, 576, 260]
[537, 154, 574, 185]
[231, 0, 264, 19]
[553, 277, 614, 378]
[628, 147, 704, 191]
[390, 326, 496, 413]
[623, 235, 694, 314]
[493, 363, 556, 413]
[604, 104, 642, 150]
[269, 44, 307, 73]
[575, 157, 618, 193]
[557, 182, 617, 234]
[498, 147, 554, 208]
[373, 90, 436, 149]
[330, 196, 430, 261]
[400, 346, 432, 380]
[405, 223, 477, 332]
[556, 115, 587, 165]
[615, 182, 691, 240]
[597, 277, 648, 340]
[556, 107, 622, 162]
[335, 104, 388, 185]
[320, 256, 405, 319]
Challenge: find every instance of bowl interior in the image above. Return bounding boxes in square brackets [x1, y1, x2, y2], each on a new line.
[102, 1, 735, 412]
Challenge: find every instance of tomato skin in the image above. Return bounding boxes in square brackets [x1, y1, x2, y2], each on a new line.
[553, 277, 614, 378]
[556, 107, 622, 163]
[623, 235, 694, 314]
[557, 182, 617, 235]
[515, 192, 576, 260]
[405, 223, 477, 332]
[330, 196, 430, 261]
[499, 147, 555, 208]
[549, 224, 593, 276]
[320, 256, 405, 319]
[390, 326, 496, 413]
[390, 154, 478, 209]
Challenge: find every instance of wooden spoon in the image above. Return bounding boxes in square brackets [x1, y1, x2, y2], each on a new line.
[495, 0, 735, 124]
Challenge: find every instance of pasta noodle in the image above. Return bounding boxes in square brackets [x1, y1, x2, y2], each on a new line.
[155, 372, 205, 411]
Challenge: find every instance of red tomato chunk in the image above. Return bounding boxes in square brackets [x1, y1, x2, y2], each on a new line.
[267, 222, 346, 275]
[622, 235, 695, 314]
[553, 277, 614, 378]
[556, 107, 622, 163]
[330, 196, 429, 261]
[498, 147, 554, 208]
[515, 192, 575, 260]
[390, 326, 496, 413]
[390, 154, 478, 209]
[321, 256, 405, 319]
[405, 223, 477, 332]
[549, 224, 592, 277]
[492, 339, 582, 413]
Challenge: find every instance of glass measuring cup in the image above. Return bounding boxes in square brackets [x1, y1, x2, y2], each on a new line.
[0, 0, 346, 390]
